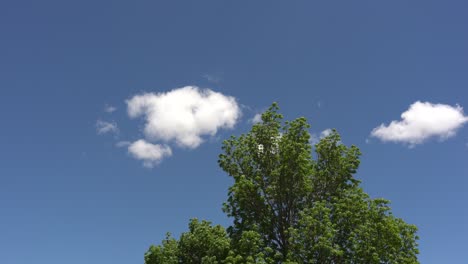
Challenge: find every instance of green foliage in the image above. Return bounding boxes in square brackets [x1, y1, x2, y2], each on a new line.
[219, 103, 315, 258]
[145, 219, 231, 264]
[145, 233, 179, 264]
[145, 103, 419, 264]
[179, 219, 231, 264]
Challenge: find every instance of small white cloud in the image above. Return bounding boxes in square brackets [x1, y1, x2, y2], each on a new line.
[126, 86, 240, 148]
[104, 105, 117, 113]
[96, 120, 119, 135]
[320, 128, 332, 138]
[371, 101, 468, 146]
[249, 113, 262, 124]
[310, 128, 333, 145]
[128, 139, 172, 168]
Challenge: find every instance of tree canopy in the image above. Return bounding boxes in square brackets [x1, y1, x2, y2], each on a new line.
[145, 103, 419, 264]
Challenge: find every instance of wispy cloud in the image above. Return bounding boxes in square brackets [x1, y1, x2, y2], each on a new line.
[104, 104, 117, 113]
[127, 139, 172, 168]
[115, 141, 131, 148]
[203, 73, 223, 83]
[371, 101, 468, 146]
[96, 120, 119, 135]
[126, 86, 241, 149]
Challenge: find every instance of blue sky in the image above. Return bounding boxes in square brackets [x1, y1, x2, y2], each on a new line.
[1, 1, 467, 263]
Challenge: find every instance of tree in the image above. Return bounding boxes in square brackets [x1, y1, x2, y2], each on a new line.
[145, 103, 419, 264]
[145, 219, 230, 264]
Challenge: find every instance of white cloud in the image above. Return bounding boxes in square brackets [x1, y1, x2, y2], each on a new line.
[126, 86, 240, 148]
[104, 105, 117, 113]
[320, 128, 332, 138]
[128, 139, 172, 168]
[96, 120, 119, 135]
[371, 101, 468, 146]
[249, 113, 262, 124]
[310, 128, 333, 145]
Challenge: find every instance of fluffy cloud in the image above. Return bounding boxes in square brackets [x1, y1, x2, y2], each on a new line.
[128, 139, 172, 168]
[96, 120, 119, 135]
[126, 86, 240, 148]
[371, 101, 468, 146]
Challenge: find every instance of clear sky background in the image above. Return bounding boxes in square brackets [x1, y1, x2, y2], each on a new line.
[1, 1, 467, 263]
